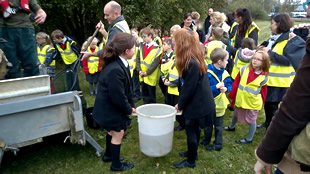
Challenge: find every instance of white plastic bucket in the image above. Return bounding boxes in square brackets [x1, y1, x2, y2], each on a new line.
[136, 104, 176, 157]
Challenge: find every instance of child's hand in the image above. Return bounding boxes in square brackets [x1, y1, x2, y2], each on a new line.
[220, 87, 227, 93]
[139, 71, 144, 77]
[131, 108, 136, 115]
[216, 82, 224, 89]
[164, 80, 170, 86]
[162, 78, 166, 83]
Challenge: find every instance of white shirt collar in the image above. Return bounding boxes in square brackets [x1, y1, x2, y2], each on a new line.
[119, 56, 128, 68]
[61, 37, 67, 44]
[146, 41, 155, 48]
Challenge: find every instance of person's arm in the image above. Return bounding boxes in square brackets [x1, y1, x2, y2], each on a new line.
[106, 27, 122, 45]
[227, 44, 237, 57]
[221, 31, 230, 45]
[169, 78, 179, 87]
[228, 72, 241, 107]
[43, 47, 56, 66]
[267, 49, 291, 66]
[107, 67, 133, 115]
[208, 73, 220, 97]
[177, 60, 199, 110]
[224, 75, 233, 93]
[29, 0, 46, 24]
[135, 48, 141, 73]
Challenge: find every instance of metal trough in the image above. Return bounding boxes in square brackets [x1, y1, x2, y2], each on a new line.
[0, 75, 103, 165]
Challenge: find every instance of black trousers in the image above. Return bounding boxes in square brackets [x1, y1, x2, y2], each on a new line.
[203, 116, 224, 148]
[185, 119, 201, 163]
[264, 101, 280, 127]
[141, 82, 156, 104]
[132, 70, 141, 100]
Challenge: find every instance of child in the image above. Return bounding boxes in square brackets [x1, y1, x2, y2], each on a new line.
[36, 32, 56, 93]
[136, 28, 163, 104]
[231, 38, 256, 80]
[224, 50, 270, 144]
[36, 32, 56, 78]
[51, 29, 82, 91]
[92, 32, 135, 172]
[201, 48, 233, 150]
[159, 38, 174, 97]
[173, 28, 215, 169]
[205, 27, 227, 65]
[81, 37, 100, 96]
[153, 28, 163, 47]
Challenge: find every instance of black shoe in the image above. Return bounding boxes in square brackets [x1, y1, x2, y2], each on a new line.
[235, 138, 252, 144]
[102, 155, 124, 162]
[174, 160, 195, 168]
[200, 140, 210, 146]
[110, 162, 134, 171]
[206, 145, 222, 151]
[257, 123, 268, 128]
[224, 126, 235, 131]
[178, 152, 198, 160]
[174, 125, 185, 131]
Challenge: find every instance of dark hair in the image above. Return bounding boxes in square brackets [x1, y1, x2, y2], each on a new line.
[271, 14, 293, 34]
[241, 38, 255, 50]
[226, 12, 235, 26]
[234, 8, 252, 37]
[210, 47, 228, 64]
[163, 38, 174, 48]
[183, 13, 192, 20]
[100, 33, 135, 69]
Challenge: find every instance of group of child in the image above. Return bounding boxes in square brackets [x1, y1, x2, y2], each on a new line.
[35, 21, 271, 153]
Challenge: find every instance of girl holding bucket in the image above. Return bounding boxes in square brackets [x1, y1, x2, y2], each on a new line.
[174, 28, 215, 168]
[92, 32, 136, 172]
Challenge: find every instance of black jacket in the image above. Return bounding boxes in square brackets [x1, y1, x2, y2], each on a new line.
[178, 59, 215, 119]
[92, 57, 134, 128]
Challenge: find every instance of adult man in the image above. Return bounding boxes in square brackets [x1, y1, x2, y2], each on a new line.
[81, 0, 130, 59]
[204, 8, 213, 35]
[0, 0, 46, 79]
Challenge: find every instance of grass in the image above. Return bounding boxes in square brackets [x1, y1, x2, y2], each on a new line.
[0, 19, 305, 173]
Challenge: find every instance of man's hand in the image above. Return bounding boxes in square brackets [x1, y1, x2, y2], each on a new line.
[254, 161, 272, 174]
[35, 9, 47, 24]
[80, 51, 95, 61]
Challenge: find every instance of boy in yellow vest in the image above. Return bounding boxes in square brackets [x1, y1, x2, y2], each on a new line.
[51, 29, 81, 91]
[201, 48, 233, 151]
[136, 28, 163, 104]
[205, 27, 227, 65]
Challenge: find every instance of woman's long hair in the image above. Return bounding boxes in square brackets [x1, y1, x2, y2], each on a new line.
[234, 8, 252, 37]
[100, 32, 135, 70]
[174, 28, 207, 77]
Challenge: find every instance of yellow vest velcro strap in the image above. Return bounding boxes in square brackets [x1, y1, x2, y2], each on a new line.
[129, 65, 133, 70]
[169, 73, 179, 80]
[38, 53, 46, 57]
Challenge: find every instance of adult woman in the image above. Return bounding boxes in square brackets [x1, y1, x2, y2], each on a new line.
[205, 11, 231, 45]
[229, 8, 260, 55]
[180, 13, 195, 31]
[173, 28, 215, 168]
[257, 14, 295, 129]
[92, 32, 135, 171]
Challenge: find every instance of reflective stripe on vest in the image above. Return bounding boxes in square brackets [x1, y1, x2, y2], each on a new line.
[87, 46, 99, 74]
[37, 45, 56, 66]
[231, 22, 260, 47]
[128, 46, 138, 77]
[235, 66, 268, 110]
[105, 20, 130, 44]
[208, 69, 230, 116]
[231, 49, 251, 79]
[139, 47, 163, 86]
[161, 55, 175, 78]
[168, 60, 179, 96]
[267, 39, 295, 87]
[55, 41, 77, 65]
[205, 41, 226, 64]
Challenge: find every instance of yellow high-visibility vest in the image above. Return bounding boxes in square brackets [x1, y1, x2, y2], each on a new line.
[231, 22, 260, 47]
[230, 22, 238, 35]
[55, 40, 78, 65]
[267, 40, 295, 87]
[37, 45, 55, 66]
[128, 46, 138, 77]
[235, 66, 268, 110]
[139, 46, 163, 86]
[231, 49, 251, 79]
[105, 20, 130, 44]
[87, 46, 99, 74]
[205, 40, 226, 64]
[161, 55, 175, 78]
[208, 69, 230, 117]
[167, 59, 179, 96]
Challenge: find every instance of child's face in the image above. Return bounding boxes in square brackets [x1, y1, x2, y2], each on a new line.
[252, 53, 263, 69]
[36, 37, 46, 45]
[218, 54, 229, 69]
[53, 37, 63, 44]
[163, 42, 171, 52]
[125, 46, 135, 59]
[90, 40, 97, 49]
[142, 34, 152, 44]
